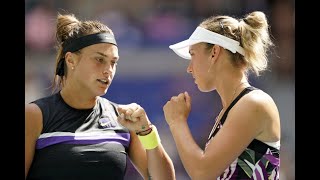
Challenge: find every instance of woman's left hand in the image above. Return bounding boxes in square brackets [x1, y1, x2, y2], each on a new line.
[163, 91, 191, 128]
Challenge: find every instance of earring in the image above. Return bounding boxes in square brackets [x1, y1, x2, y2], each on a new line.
[72, 67, 74, 70]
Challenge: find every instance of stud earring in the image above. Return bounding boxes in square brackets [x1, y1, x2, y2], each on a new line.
[72, 67, 74, 70]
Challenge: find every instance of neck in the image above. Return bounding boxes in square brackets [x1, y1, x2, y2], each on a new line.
[60, 87, 97, 110]
[217, 77, 249, 110]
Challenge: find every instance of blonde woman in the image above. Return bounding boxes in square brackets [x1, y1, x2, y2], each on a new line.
[164, 11, 280, 180]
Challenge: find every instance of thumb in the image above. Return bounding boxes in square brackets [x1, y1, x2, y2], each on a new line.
[117, 105, 126, 114]
[184, 91, 191, 109]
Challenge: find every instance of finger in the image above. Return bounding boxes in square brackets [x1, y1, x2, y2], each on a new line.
[118, 104, 141, 122]
[125, 115, 134, 121]
[117, 105, 128, 114]
[177, 92, 185, 100]
[170, 96, 177, 101]
[117, 110, 133, 123]
[164, 100, 172, 108]
[128, 107, 143, 122]
[125, 109, 133, 115]
[117, 113, 128, 126]
[130, 108, 145, 122]
[118, 103, 138, 112]
[131, 107, 144, 118]
[117, 103, 136, 110]
[123, 109, 136, 121]
[118, 113, 138, 127]
[162, 101, 168, 112]
[184, 91, 192, 108]
[119, 107, 133, 118]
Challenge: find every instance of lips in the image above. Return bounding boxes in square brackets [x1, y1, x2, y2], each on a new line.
[97, 79, 110, 85]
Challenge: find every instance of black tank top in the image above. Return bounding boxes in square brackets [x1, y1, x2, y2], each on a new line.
[206, 86, 280, 179]
[27, 92, 130, 180]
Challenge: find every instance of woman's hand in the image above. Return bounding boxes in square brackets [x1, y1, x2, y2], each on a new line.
[117, 103, 152, 134]
[163, 91, 191, 128]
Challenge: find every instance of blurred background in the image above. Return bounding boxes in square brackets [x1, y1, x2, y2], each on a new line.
[25, 0, 295, 179]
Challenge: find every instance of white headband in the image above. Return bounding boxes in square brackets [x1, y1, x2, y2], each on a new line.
[169, 26, 245, 59]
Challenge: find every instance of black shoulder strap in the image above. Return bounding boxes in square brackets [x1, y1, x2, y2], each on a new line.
[220, 86, 257, 125]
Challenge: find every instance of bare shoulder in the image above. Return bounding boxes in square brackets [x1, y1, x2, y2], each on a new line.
[234, 89, 280, 140]
[227, 89, 275, 129]
[25, 103, 42, 120]
[25, 103, 43, 177]
[25, 103, 43, 134]
[227, 88, 280, 130]
[242, 89, 278, 113]
[25, 103, 41, 114]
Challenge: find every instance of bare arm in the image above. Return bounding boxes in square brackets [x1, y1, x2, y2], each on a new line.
[25, 104, 43, 178]
[117, 103, 175, 180]
[164, 92, 275, 179]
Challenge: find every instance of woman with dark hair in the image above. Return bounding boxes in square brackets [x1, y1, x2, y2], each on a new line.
[25, 13, 175, 180]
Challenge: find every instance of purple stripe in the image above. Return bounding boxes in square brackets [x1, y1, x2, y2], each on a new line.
[36, 132, 130, 149]
[252, 169, 262, 180]
[253, 168, 262, 180]
[257, 161, 268, 179]
[263, 154, 280, 166]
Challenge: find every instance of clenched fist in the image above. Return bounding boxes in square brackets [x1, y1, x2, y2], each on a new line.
[117, 103, 152, 134]
[163, 92, 192, 128]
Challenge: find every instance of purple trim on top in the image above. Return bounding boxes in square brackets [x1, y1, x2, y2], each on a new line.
[253, 167, 262, 180]
[36, 132, 130, 149]
[257, 160, 268, 179]
[263, 154, 280, 166]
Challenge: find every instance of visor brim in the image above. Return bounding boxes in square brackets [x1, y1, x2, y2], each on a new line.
[169, 39, 199, 60]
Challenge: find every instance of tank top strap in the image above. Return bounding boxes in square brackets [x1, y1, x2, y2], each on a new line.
[220, 86, 257, 125]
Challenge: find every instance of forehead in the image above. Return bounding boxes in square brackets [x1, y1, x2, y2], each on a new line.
[189, 42, 206, 51]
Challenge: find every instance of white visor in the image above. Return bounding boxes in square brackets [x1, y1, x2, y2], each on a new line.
[169, 26, 245, 59]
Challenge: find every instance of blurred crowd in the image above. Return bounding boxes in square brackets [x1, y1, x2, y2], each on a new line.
[25, 0, 295, 179]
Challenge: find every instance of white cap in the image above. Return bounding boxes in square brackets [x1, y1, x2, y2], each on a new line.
[169, 26, 245, 60]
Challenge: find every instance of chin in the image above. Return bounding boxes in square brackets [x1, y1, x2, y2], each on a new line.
[103, 88, 109, 95]
[199, 89, 211, 92]
[198, 85, 207, 92]
[101, 88, 109, 95]
[94, 88, 108, 97]
[198, 85, 215, 93]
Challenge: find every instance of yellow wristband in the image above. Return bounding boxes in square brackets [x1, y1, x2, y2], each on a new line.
[137, 125, 161, 150]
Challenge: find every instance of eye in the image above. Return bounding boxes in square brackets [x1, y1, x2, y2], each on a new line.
[112, 61, 118, 66]
[96, 57, 104, 63]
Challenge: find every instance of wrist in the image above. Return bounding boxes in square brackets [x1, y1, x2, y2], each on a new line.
[136, 124, 153, 136]
[137, 125, 161, 150]
[136, 127, 152, 136]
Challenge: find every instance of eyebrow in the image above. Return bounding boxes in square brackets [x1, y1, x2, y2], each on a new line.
[96, 52, 108, 57]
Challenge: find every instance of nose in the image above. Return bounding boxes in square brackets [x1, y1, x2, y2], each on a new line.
[187, 61, 192, 74]
[103, 64, 113, 75]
